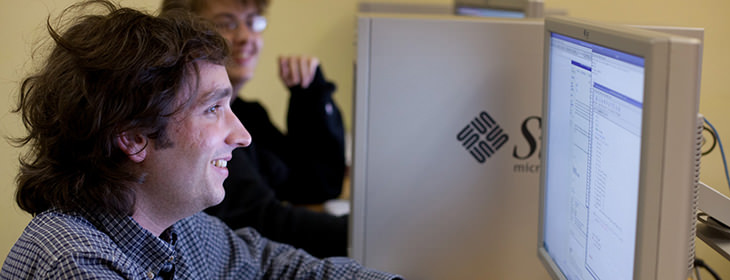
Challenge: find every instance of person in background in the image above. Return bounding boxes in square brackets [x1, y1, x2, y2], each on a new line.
[161, 0, 348, 258]
[0, 1, 400, 279]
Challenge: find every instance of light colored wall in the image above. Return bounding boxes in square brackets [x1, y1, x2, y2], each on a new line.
[2, 0, 729, 278]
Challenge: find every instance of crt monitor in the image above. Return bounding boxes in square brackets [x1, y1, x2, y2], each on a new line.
[537, 16, 702, 280]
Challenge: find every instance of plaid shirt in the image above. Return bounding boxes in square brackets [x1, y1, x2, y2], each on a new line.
[1, 209, 401, 280]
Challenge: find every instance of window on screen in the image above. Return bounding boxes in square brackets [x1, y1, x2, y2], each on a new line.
[543, 33, 645, 280]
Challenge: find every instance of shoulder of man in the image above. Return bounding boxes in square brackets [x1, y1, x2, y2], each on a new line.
[2, 210, 135, 279]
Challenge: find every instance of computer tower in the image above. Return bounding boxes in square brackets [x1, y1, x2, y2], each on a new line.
[351, 14, 549, 279]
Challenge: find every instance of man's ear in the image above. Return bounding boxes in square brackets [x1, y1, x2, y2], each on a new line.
[116, 131, 148, 163]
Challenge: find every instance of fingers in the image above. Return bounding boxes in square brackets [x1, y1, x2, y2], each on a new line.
[288, 57, 301, 87]
[278, 56, 299, 87]
[278, 57, 293, 87]
[301, 57, 319, 88]
[278, 55, 320, 88]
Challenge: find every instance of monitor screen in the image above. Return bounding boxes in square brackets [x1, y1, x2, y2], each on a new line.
[455, 6, 526, 18]
[538, 16, 702, 280]
[542, 30, 645, 280]
[454, 0, 543, 18]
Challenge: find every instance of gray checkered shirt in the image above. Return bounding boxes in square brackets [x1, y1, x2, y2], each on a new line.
[1, 209, 401, 280]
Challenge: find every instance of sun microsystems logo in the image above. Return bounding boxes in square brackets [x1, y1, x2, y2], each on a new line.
[456, 111, 509, 164]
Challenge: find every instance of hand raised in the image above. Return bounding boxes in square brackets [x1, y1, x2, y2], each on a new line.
[279, 55, 320, 89]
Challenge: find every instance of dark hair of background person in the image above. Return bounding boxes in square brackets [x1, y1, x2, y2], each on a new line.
[10, 0, 230, 216]
[161, 0, 270, 15]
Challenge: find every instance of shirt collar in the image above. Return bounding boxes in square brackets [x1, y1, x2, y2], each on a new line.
[80, 207, 177, 278]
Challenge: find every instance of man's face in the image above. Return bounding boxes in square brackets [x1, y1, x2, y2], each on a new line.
[139, 62, 250, 216]
[199, 0, 264, 88]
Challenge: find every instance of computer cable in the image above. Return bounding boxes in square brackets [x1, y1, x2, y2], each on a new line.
[703, 124, 717, 156]
[694, 257, 722, 280]
[703, 117, 730, 192]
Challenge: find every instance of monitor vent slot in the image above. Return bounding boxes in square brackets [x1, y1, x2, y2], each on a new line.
[688, 113, 703, 272]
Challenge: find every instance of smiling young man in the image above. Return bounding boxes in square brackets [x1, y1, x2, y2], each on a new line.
[122, 62, 245, 237]
[0, 1, 400, 279]
[161, 0, 349, 258]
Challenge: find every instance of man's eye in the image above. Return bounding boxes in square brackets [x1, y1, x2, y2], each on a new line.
[207, 105, 221, 114]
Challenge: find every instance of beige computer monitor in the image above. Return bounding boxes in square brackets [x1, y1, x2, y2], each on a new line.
[538, 16, 702, 280]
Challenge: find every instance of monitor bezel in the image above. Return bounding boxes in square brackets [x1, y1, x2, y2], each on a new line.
[454, 0, 544, 18]
[537, 15, 698, 280]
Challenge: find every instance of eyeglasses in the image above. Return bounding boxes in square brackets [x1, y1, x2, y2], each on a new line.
[213, 15, 267, 34]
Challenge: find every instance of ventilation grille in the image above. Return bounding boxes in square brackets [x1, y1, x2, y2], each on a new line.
[688, 114, 703, 272]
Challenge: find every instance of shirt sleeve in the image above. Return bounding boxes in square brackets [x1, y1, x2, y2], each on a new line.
[1, 212, 146, 280]
[186, 214, 401, 279]
[273, 65, 347, 204]
[234, 227, 402, 280]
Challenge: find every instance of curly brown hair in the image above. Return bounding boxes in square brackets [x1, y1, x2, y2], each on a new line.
[12, 0, 230, 216]
[161, 0, 270, 15]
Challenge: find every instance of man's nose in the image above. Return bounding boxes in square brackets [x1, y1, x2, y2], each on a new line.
[226, 110, 251, 148]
